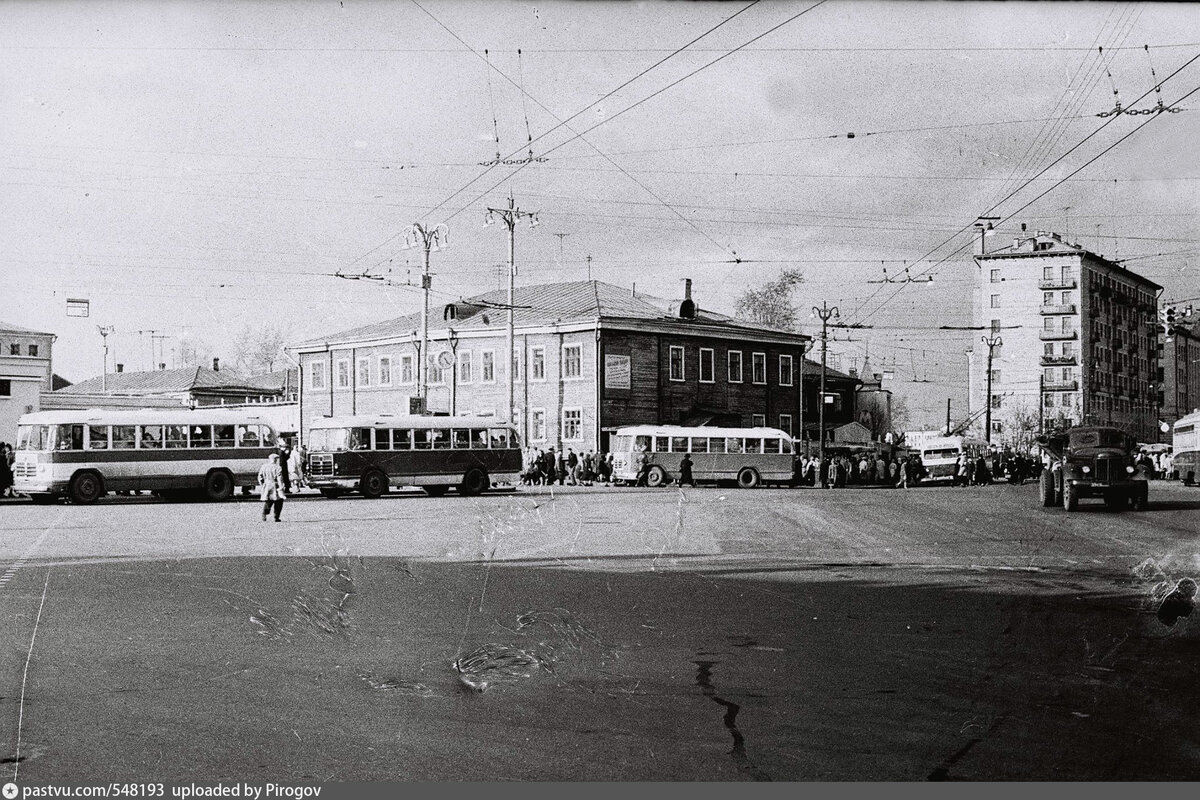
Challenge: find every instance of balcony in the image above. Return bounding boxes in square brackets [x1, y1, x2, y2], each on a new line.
[1039, 278, 1077, 290]
[1040, 330, 1078, 341]
[1044, 380, 1080, 392]
[1040, 355, 1078, 366]
[1040, 303, 1077, 315]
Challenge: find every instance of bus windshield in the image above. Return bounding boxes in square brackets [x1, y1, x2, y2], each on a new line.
[16, 424, 51, 451]
[309, 428, 351, 452]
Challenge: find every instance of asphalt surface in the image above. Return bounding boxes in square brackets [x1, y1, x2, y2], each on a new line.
[3, 481, 1200, 781]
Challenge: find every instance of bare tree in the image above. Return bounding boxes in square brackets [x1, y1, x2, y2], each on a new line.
[232, 324, 288, 375]
[1004, 399, 1041, 452]
[176, 335, 215, 370]
[734, 269, 805, 331]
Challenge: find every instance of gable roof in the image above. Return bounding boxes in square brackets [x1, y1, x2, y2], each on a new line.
[0, 321, 54, 337]
[291, 279, 805, 349]
[55, 366, 283, 396]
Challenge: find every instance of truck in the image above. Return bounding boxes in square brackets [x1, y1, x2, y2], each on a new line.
[1036, 426, 1148, 511]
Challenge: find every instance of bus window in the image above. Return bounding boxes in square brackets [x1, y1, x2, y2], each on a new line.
[165, 425, 188, 448]
[781, 438, 794, 455]
[55, 424, 84, 451]
[349, 428, 372, 450]
[634, 435, 651, 451]
[764, 438, 781, 454]
[709, 437, 727, 454]
[488, 429, 509, 449]
[726, 438, 744, 454]
[139, 425, 163, 448]
[473, 429, 490, 449]
[237, 426, 260, 447]
[668, 436, 684, 453]
[613, 435, 632, 453]
[744, 438, 763, 454]
[112, 426, 137, 449]
[452, 429, 471, 449]
[392, 429, 412, 450]
[691, 437, 709, 454]
[190, 426, 212, 448]
[213, 425, 235, 448]
[430, 430, 450, 450]
[413, 430, 432, 450]
[375, 430, 392, 451]
[88, 425, 109, 450]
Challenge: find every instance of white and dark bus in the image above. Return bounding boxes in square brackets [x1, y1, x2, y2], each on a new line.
[305, 414, 522, 498]
[1172, 411, 1200, 483]
[609, 424, 795, 488]
[918, 436, 989, 483]
[12, 409, 278, 504]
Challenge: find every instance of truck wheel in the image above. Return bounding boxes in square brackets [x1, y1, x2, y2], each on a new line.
[1039, 470, 1055, 507]
[203, 469, 235, 501]
[1062, 482, 1078, 512]
[70, 471, 105, 504]
[459, 468, 489, 496]
[1131, 484, 1149, 510]
[646, 466, 667, 488]
[736, 468, 761, 489]
[359, 469, 389, 498]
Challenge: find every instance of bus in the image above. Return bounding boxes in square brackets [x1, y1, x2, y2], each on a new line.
[305, 414, 521, 498]
[610, 425, 794, 488]
[12, 409, 279, 504]
[1172, 411, 1200, 484]
[917, 436, 988, 483]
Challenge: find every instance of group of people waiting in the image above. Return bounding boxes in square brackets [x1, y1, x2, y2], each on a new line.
[521, 448, 614, 486]
[792, 452, 927, 488]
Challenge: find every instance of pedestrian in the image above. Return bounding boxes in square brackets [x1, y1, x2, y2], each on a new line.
[0, 442, 12, 497]
[567, 448, 579, 485]
[257, 453, 286, 522]
[634, 446, 651, 487]
[555, 448, 567, 486]
[288, 444, 305, 491]
[276, 437, 292, 495]
[679, 452, 696, 488]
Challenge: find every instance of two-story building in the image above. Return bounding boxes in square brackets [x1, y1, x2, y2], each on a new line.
[0, 321, 56, 442]
[288, 279, 849, 452]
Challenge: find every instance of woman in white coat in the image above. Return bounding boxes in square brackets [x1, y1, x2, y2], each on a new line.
[258, 453, 286, 522]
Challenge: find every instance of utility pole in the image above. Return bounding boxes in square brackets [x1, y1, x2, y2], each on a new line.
[1038, 374, 1045, 435]
[486, 195, 539, 427]
[946, 398, 951, 435]
[404, 222, 449, 407]
[981, 334, 1003, 443]
[812, 302, 839, 467]
[97, 325, 114, 392]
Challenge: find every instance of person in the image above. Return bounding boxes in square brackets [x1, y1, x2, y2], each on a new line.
[566, 448, 579, 485]
[0, 442, 12, 497]
[542, 448, 557, 485]
[288, 445, 305, 491]
[257, 453, 286, 522]
[679, 452, 696, 488]
[555, 448, 567, 486]
[276, 438, 293, 495]
[634, 446, 651, 487]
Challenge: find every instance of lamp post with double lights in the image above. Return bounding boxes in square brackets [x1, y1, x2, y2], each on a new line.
[812, 302, 839, 468]
[403, 222, 449, 407]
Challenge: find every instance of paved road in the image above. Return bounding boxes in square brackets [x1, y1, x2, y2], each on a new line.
[2, 482, 1200, 780]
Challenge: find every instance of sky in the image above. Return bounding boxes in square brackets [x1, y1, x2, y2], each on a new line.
[2, 0, 1198, 429]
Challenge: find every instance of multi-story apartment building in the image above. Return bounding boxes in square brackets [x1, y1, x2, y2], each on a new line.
[288, 280, 860, 452]
[1160, 316, 1200, 427]
[973, 231, 1162, 444]
[0, 321, 56, 442]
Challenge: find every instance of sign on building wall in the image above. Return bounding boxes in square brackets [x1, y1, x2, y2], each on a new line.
[604, 354, 631, 389]
[66, 298, 90, 317]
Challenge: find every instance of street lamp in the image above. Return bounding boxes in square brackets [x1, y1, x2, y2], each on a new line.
[403, 222, 449, 405]
[982, 334, 1003, 443]
[97, 325, 115, 392]
[485, 195, 539, 428]
[812, 302, 839, 470]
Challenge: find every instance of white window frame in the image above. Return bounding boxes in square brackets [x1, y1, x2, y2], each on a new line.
[779, 354, 793, 386]
[990, 294, 1000, 308]
[752, 352, 767, 385]
[779, 413, 792, 435]
[699, 348, 714, 383]
[399, 354, 414, 384]
[669, 345, 685, 382]
[336, 359, 350, 389]
[378, 356, 392, 386]
[481, 350, 496, 383]
[563, 344, 583, 380]
[309, 361, 326, 390]
[751, 413, 766, 427]
[990, 269, 1000, 283]
[728, 350, 743, 383]
[458, 351, 473, 384]
[531, 408, 547, 442]
[357, 357, 371, 388]
[530, 347, 546, 381]
[562, 407, 583, 442]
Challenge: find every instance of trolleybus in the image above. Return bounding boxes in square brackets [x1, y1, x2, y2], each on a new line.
[609, 424, 794, 488]
[917, 435, 988, 483]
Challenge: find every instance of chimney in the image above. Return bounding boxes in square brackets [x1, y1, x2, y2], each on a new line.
[678, 277, 696, 319]
[116, 363, 124, 373]
[158, 363, 166, 371]
[212, 357, 220, 372]
[684, 278, 692, 301]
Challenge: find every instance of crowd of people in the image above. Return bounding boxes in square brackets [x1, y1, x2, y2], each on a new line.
[520, 447, 615, 486]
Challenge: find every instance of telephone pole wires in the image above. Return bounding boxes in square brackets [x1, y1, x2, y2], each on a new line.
[812, 301, 839, 467]
[486, 195, 539, 428]
[982, 334, 1003, 443]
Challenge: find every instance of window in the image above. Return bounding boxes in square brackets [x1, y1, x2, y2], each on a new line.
[1043, 266, 1054, 281]
[189, 425, 212, 448]
[391, 429, 412, 450]
[726, 438, 744, 454]
[728, 351, 743, 383]
[562, 409, 582, 441]
[991, 421, 1003, 434]
[55, 424, 83, 451]
[1062, 291, 1073, 305]
[990, 294, 1000, 308]
[752, 353, 767, 384]
[214, 425, 236, 448]
[112, 425, 137, 449]
[563, 344, 583, 379]
[1061, 266, 1073, 283]
[165, 425, 187, 448]
[779, 413, 793, 435]
[310, 362, 326, 390]
[669, 346, 685, 381]
[139, 425, 163, 449]
[1043, 318, 1054, 332]
[400, 354, 414, 384]
[1062, 368, 1073, 382]
[379, 356, 392, 386]
[336, 359, 350, 389]
[1043, 292, 1054, 306]
[357, 357, 371, 387]
[88, 425, 109, 449]
[779, 354, 793, 386]
[1062, 317, 1074, 334]
[452, 429, 471, 449]
[991, 395, 1002, 410]
[990, 269, 1000, 283]
[1044, 393, 1055, 408]
[0, 379, 9, 397]
[237, 425, 262, 447]
[744, 438, 763, 453]
[531, 409, 546, 441]
[481, 350, 495, 383]
[512, 353, 521, 382]
[531, 347, 545, 380]
[1044, 343, 1054, 356]
[8, 344, 17, 355]
[458, 351, 473, 384]
[1063, 342, 1074, 357]
[690, 437, 709, 454]
[699, 348, 714, 383]
[670, 436, 688, 452]
[488, 429, 510, 448]
[991, 319, 1001, 335]
[989, 370, 1001, 384]
[28, 344, 38, 357]
[752, 413, 766, 427]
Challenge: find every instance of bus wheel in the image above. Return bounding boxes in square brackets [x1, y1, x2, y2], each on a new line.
[424, 485, 449, 497]
[319, 488, 344, 499]
[360, 470, 389, 499]
[70, 471, 105, 504]
[203, 469, 235, 501]
[460, 468, 490, 496]
[736, 468, 760, 489]
[1039, 470, 1056, 507]
[646, 466, 667, 488]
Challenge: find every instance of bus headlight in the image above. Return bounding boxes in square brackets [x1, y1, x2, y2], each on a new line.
[1081, 465, 1091, 474]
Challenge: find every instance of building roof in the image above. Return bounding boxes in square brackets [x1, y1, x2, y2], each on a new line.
[977, 231, 1162, 290]
[291, 280, 808, 349]
[0, 320, 54, 337]
[55, 366, 282, 396]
